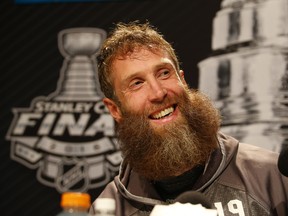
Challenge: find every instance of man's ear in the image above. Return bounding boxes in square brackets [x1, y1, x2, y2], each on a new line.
[179, 70, 188, 86]
[103, 97, 122, 122]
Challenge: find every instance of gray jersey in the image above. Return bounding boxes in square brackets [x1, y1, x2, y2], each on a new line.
[90, 133, 288, 216]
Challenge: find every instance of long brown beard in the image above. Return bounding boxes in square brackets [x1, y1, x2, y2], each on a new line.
[116, 89, 221, 180]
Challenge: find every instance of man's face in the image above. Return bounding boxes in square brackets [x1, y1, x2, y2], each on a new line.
[103, 48, 220, 180]
[104, 48, 187, 129]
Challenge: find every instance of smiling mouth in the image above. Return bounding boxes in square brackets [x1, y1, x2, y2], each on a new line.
[150, 105, 176, 119]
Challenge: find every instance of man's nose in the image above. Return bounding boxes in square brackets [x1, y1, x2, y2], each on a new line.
[148, 79, 167, 102]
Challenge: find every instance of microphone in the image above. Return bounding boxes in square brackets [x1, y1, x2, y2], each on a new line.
[175, 191, 213, 209]
[150, 191, 217, 216]
[278, 145, 288, 177]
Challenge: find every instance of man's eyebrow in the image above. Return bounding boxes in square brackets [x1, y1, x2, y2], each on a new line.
[133, 62, 173, 76]
[154, 62, 174, 70]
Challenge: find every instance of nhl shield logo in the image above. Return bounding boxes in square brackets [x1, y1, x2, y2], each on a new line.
[6, 28, 122, 192]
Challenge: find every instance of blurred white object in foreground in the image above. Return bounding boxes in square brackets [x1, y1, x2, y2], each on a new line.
[150, 202, 218, 216]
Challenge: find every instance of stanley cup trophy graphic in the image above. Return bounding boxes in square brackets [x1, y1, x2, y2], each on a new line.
[52, 28, 105, 101]
[6, 28, 121, 192]
[198, 0, 288, 152]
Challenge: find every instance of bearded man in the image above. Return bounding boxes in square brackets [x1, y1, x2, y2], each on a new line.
[90, 21, 288, 216]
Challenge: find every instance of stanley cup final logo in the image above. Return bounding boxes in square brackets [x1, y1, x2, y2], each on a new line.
[6, 28, 121, 192]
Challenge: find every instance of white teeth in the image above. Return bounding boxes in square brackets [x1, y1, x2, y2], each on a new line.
[152, 107, 174, 119]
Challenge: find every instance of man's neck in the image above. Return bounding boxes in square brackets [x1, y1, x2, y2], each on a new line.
[153, 165, 205, 201]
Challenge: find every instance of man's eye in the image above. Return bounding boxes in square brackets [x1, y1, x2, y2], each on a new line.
[130, 80, 143, 89]
[159, 70, 170, 78]
[134, 80, 142, 85]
